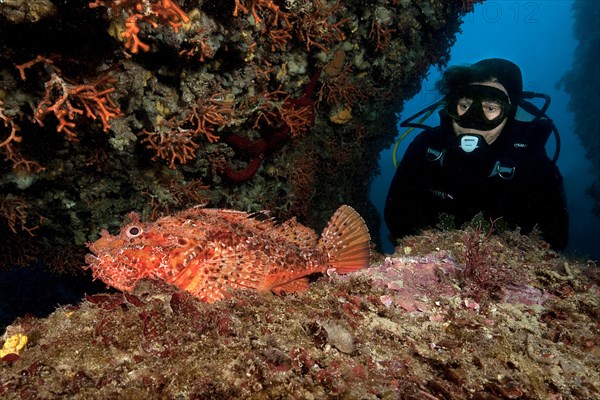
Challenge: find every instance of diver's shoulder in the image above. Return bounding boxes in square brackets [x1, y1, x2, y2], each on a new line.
[413, 125, 449, 143]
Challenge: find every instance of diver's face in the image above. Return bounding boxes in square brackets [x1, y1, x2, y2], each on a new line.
[448, 81, 510, 144]
[452, 115, 507, 145]
[456, 97, 504, 120]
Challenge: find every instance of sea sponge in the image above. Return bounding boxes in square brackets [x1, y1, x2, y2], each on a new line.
[329, 105, 352, 124]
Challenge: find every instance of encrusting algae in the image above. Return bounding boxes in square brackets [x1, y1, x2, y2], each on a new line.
[1, 227, 599, 398]
[85, 205, 371, 303]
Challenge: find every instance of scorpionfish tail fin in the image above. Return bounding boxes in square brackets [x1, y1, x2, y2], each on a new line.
[319, 205, 371, 274]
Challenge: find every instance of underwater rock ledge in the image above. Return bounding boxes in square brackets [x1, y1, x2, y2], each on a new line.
[1, 228, 599, 399]
[0, 0, 471, 271]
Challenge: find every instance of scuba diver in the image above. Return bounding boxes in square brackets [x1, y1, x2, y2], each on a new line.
[384, 58, 569, 249]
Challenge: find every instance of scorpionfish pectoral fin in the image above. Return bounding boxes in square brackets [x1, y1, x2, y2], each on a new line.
[167, 252, 268, 303]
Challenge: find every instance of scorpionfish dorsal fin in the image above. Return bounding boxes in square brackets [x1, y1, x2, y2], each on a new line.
[318, 205, 371, 274]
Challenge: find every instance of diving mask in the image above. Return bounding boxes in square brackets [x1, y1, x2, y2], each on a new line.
[446, 84, 511, 131]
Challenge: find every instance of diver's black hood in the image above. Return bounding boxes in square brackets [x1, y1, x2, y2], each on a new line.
[471, 58, 523, 106]
[439, 58, 524, 119]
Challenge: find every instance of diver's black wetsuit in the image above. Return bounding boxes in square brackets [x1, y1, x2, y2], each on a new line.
[384, 115, 569, 249]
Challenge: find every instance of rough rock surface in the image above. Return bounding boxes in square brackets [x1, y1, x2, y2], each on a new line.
[0, 1, 472, 271]
[2, 228, 599, 399]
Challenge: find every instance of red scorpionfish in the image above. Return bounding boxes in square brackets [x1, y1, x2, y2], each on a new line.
[85, 205, 371, 303]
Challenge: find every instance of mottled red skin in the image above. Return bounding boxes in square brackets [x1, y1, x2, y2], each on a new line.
[85, 206, 359, 303]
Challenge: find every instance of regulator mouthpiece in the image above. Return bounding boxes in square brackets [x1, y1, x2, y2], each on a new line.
[459, 135, 482, 153]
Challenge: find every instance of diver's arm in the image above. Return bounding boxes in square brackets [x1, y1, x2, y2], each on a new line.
[517, 155, 569, 250]
[537, 165, 569, 250]
[384, 136, 435, 241]
[384, 165, 415, 240]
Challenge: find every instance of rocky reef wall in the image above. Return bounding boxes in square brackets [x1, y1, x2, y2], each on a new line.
[0, 0, 474, 271]
[560, 0, 600, 217]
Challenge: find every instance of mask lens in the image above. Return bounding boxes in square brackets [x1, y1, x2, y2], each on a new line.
[445, 85, 510, 130]
[455, 98, 473, 117]
[481, 100, 504, 121]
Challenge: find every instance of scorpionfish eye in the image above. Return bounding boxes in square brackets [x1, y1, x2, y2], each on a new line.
[126, 225, 143, 238]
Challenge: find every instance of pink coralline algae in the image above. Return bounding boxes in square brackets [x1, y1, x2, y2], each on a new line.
[501, 283, 553, 306]
[360, 250, 554, 313]
[359, 251, 462, 313]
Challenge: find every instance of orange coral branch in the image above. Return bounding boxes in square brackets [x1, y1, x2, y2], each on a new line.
[122, 14, 151, 53]
[0, 100, 45, 172]
[69, 79, 121, 133]
[296, 0, 348, 53]
[16, 56, 121, 140]
[317, 65, 368, 108]
[233, 0, 288, 26]
[277, 98, 314, 138]
[157, 0, 190, 30]
[89, 0, 189, 53]
[267, 27, 292, 51]
[241, 86, 287, 129]
[187, 94, 234, 143]
[142, 93, 232, 168]
[142, 121, 200, 169]
[369, 19, 396, 52]
[0, 195, 42, 237]
[0, 102, 21, 150]
[179, 29, 214, 61]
